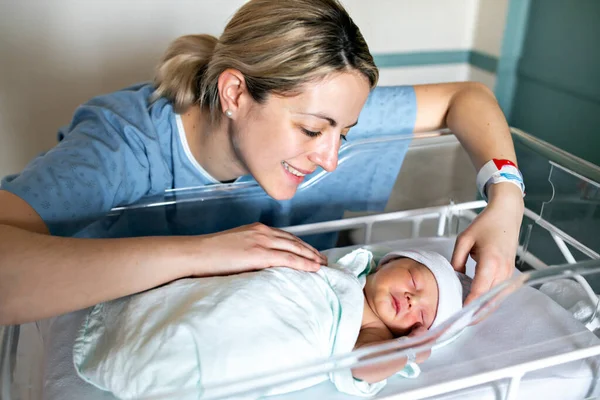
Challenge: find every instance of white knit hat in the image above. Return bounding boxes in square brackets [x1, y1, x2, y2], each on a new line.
[378, 250, 463, 330]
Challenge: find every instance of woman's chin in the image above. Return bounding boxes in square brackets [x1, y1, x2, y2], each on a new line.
[261, 181, 299, 201]
[268, 187, 298, 201]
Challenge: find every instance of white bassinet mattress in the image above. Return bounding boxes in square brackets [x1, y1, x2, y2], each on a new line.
[11, 237, 600, 400]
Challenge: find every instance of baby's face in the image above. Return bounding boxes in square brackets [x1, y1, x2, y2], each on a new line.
[364, 257, 439, 336]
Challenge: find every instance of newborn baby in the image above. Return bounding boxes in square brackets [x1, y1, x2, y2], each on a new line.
[73, 248, 465, 399]
[353, 250, 464, 383]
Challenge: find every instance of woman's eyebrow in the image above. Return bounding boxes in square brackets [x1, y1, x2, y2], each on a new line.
[297, 112, 359, 129]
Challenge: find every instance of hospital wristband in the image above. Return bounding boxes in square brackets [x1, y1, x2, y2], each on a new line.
[476, 159, 525, 201]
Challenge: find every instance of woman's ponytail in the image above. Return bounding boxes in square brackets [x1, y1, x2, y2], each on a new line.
[152, 34, 218, 113]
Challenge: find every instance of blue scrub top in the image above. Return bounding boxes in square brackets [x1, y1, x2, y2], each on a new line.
[2, 83, 232, 236]
[1, 83, 417, 248]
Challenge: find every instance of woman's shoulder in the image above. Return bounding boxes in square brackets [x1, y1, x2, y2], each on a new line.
[58, 82, 173, 142]
[85, 82, 155, 107]
[80, 82, 166, 123]
[0, 83, 178, 237]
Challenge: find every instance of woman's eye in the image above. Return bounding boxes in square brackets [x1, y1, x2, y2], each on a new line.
[340, 134, 348, 142]
[301, 128, 321, 138]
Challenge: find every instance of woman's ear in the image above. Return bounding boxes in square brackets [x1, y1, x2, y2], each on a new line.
[217, 68, 248, 118]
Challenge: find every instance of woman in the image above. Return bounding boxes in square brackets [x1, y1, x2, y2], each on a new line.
[0, 0, 523, 326]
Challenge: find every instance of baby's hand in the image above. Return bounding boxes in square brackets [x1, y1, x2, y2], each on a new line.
[407, 323, 431, 364]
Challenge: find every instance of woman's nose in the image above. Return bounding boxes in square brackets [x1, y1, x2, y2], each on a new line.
[308, 136, 339, 173]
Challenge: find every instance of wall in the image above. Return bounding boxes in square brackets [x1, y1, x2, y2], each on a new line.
[0, 0, 507, 179]
[471, 0, 510, 88]
[344, 0, 478, 85]
[0, 0, 247, 178]
[509, 0, 600, 166]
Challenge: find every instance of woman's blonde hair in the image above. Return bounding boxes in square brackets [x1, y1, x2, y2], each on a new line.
[152, 0, 378, 120]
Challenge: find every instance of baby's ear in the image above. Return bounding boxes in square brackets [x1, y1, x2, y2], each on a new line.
[456, 272, 472, 304]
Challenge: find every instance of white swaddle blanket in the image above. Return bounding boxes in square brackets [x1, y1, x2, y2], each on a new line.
[73, 249, 397, 399]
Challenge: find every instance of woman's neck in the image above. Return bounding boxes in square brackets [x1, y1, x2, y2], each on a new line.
[179, 106, 246, 182]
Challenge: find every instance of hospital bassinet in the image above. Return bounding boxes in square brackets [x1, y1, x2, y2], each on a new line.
[1, 89, 600, 400]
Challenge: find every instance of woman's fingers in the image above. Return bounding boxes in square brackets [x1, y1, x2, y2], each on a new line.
[465, 251, 512, 305]
[450, 195, 522, 308]
[263, 248, 322, 272]
[269, 226, 328, 264]
[468, 258, 516, 325]
[198, 222, 334, 275]
[259, 236, 324, 269]
[464, 257, 496, 305]
[450, 233, 474, 274]
[194, 223, 327, 276]
[242, 223, 324, 271]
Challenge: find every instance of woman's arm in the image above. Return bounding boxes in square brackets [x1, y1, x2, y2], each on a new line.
[0, 190, 194, 325]
[413, 82, 524, 304]
[414, 82, 516, 168]
[0, 191, 324, 325]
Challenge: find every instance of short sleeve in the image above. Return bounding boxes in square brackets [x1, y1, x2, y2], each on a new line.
[1, 103, 157, 237]
[350, 85, 417, 139]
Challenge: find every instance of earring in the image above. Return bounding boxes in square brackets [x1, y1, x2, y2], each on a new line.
[225, 109, 233, 118]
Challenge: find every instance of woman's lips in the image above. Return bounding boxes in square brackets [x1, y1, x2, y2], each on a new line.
[285, 162, 313, 175]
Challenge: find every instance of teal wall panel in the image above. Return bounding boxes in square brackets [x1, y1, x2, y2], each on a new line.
[495, 0, 532, 118]
[373, 50, 496, 71]
[509, 0, 600, 166]
[373, 51, 470, 68]
[512, 78, 600, 165]
[469, 51, 498, 73]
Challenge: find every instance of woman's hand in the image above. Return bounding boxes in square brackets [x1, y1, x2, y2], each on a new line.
[451, 183, 524, 305]
[190, 222, 327, 276]
[413, 83, 525, 305]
